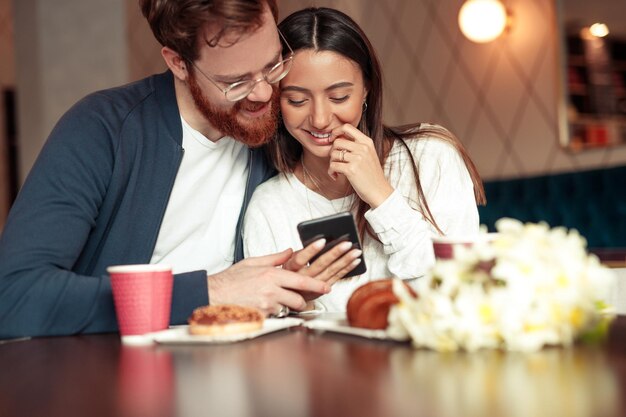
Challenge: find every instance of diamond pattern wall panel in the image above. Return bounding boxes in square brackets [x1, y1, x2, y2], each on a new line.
[126, 1, 626, 180]
[278, 0, 626, 179]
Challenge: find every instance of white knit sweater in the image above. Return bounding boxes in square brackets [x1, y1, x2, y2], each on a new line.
[243, 135, 480, 312]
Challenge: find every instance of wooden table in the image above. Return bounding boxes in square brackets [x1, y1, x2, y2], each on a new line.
[1, 316, 626, 417]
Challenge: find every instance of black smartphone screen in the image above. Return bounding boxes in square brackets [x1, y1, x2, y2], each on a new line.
[297, 211, 367, 278]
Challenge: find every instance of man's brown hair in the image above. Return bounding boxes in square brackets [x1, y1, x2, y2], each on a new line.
[140, 0, 278, 62]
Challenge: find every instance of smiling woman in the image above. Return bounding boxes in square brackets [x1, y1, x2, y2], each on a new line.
[280, 49, 368, 158]
[243, 7, 486, 313]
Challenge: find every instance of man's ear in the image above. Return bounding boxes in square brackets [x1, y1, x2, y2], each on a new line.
[161, 46, 188, 80]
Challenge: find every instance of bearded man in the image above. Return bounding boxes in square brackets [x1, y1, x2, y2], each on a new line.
[0, 0, 358, 339]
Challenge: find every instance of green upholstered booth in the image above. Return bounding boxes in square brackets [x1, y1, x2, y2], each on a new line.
[478, 165, 626, 249]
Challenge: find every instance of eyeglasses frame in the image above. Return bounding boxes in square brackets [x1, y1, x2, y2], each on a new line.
[187, 29, 294, 102]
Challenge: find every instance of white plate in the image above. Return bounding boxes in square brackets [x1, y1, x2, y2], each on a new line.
[151, 317, 304, 345]
[291, 306, 325, 316]
[303, 319, 409, 341]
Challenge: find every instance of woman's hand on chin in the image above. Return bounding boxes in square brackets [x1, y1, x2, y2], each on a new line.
[328, 123, 394, 208]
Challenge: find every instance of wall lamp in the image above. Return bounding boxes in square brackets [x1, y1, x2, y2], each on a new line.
[458, 0, 510, 43]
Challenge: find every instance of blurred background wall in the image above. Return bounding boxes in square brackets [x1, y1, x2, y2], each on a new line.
[2, 0, 626, 230]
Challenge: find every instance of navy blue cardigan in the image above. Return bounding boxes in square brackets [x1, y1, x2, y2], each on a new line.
[0, 71, 275, 339]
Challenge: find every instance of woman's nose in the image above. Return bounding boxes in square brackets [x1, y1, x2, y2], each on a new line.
[311, 102, 331, 129]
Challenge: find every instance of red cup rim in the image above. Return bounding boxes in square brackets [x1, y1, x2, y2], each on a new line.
[432, 233, 499, 245]
[107, 264, 172, 274]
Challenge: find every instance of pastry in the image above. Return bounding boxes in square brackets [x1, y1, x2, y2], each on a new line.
[188, 304, 264, 335]
[346, 279, 416, 329]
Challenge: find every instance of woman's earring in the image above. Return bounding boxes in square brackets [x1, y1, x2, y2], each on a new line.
[362, 101, 368, 113]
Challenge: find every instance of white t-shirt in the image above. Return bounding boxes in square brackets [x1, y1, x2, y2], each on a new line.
[150, 117, 249, 274]
[243, 136, 479, 312]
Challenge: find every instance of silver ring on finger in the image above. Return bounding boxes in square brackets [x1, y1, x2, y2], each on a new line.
[273, 304, 290, 318]
[340, 149, 346, 162]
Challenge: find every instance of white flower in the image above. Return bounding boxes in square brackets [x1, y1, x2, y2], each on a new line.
[388, 218, 616, 352]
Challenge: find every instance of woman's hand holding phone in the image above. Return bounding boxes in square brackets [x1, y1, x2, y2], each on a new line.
[283, 238, 362, 301]
[297, 212, 366, 274]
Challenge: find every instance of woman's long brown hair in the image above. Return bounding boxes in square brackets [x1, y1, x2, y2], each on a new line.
[267, 7, 485, 241]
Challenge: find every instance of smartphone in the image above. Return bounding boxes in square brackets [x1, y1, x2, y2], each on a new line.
[297, 211, 367, 278]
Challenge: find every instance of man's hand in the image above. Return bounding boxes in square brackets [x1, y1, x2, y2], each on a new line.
[207, 249, 331, 316]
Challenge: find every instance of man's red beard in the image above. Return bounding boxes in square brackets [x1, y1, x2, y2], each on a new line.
[187, 70, 279, 147]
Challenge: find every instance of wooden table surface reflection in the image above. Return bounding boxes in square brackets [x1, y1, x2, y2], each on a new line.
[1, 316, 626, 417]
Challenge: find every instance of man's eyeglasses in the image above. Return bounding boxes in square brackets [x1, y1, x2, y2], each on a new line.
[189, 29, 294, 102]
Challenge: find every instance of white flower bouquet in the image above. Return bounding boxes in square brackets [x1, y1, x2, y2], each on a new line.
[388, 218, 616, 352]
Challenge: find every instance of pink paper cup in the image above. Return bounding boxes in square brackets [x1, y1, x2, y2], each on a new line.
[432, 237, 472, 260]
[108, 264, 173, 338]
